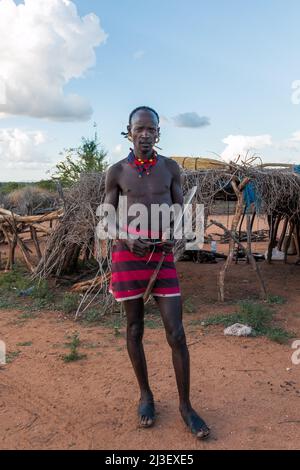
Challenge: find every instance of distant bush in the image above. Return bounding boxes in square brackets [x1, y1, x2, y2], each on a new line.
[52, 129, 108, 187]
[5, 186, 59, 215]
[0, 182, 27, 195]
[35, 179, 57, 192]
[0, 191, 6, 208]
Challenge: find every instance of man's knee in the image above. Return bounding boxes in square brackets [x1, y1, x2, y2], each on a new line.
[166, 325, 186, 349]
[127, 321, 144, 342]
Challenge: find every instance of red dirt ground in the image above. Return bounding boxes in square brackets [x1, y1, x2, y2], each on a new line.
[1, 257, 300, 450]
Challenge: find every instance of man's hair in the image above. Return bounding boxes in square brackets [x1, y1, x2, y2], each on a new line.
[129, 106, 160, 126]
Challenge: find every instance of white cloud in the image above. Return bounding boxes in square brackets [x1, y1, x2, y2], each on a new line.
[113, 144, 123, 155]
[290, 131, 300, 143]
[0, 0, 107, 121]
[276, 130, 300, 153]
[291, 80, 300, 105]
[159, 115, 169, 125]
[172, 112, 210, 128]
[108, 143, 124, 164]
[0, 128, 50, 169]
[221, 134, 272, 162]
[133, 50, 145, 60]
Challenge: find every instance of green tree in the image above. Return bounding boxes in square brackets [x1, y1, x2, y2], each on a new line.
[52, 127, 108, 187]
[35, 179, 57, 192]
[0, 182, 27, 195]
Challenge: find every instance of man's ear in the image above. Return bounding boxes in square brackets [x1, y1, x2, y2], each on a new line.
[127, 124, 133, 142]
[156, 127, 161, 143]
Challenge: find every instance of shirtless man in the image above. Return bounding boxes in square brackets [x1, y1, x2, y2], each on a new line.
[104, 106, 210, 439]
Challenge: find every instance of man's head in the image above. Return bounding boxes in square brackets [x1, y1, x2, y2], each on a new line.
[127, 106, 160, 157]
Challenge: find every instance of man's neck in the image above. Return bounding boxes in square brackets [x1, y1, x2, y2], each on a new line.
[133, 147, 154, 161]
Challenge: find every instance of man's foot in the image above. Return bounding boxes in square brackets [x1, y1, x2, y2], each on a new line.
[180, 407, 210, 439]
[138, 397, 155, 428]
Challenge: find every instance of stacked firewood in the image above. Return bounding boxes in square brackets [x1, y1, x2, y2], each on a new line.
[0, 207, 63, 272]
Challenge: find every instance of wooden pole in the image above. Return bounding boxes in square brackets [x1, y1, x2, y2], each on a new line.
[30, 226, 42, 260]
[218, 177, 250, 301]
[211, 219, 267, 300]
[284, 218, 295, 263]
[278, 216, 288, 252]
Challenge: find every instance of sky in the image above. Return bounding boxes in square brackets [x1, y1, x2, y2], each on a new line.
[0, 0, 300, 181]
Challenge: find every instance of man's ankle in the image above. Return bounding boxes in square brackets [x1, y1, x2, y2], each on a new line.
[179, 402, 192, 413]
[140, 390, 154, 402]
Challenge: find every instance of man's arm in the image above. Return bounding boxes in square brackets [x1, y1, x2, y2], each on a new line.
[161, 159, 184, 252]
[170, 160, 184, 206]
[104, 165, 120, 207]
[101, 164, 121, 239]
[103, 163, 150, 256]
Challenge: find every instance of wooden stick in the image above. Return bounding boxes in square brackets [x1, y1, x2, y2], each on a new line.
[278, 216, 289, 252]
[246, 214, 251, 264]
[218, 178, 249, 301]
[71, 273, 111, 292]
[284, 219, 295, 263]
[22, 233, 48, 242]
[1, 225, 13, 271]
[143, 254, 165, 302]
[267, 213, 282, 263]
[294, 222, 300, 262]
[30, 224, 51, 234]
[0, 208, 63, 223]
[30, 226, 42, 260]
[210, 219, 267, 300]
[15, 235, 35, 272]
[267, 214, 275, 263]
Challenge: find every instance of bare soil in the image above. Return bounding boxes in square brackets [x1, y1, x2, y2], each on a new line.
[1, 256, 300, 450]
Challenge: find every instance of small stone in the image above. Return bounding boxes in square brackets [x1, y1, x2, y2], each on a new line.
[224, 323, 252, 337]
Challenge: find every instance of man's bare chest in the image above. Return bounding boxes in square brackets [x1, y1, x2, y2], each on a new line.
[119, 163, 173, 201]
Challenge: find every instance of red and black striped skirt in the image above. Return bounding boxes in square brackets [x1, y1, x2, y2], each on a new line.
[109, 240, 181, 302]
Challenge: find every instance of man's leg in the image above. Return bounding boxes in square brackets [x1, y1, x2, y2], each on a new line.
[154, 295, 210, 439]
[123, 297, 155, 427]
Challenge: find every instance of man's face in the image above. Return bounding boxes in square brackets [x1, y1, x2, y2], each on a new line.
[128, 110, 160, 157]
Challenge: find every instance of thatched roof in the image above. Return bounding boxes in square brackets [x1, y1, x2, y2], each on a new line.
[170, 156, 228, 171]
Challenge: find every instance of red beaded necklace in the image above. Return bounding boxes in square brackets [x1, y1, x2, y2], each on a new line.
[127, 148, 159, 177]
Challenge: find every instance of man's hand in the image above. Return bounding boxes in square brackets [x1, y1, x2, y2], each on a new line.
[124, 238, 151, 257]
[161, 239, 175, 254]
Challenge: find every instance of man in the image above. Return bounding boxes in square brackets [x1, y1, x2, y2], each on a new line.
[104, 106, 210, 439]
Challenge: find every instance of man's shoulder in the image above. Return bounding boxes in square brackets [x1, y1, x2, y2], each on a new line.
[159, 155, 181, 173]
[107, 158, 127, 175]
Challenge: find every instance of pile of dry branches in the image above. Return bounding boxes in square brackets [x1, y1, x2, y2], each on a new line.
[23, 161, 300, 314]
[0, 208, 62, 272]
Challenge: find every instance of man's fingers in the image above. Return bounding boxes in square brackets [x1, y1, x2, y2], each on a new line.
[136, 240, 151, 249]
[133, 248, 148, 257]
[161, 240, 174, 253]
[163, 240, 175, 246]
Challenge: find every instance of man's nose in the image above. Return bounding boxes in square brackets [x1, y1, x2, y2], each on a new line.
[141, 129, 150, 138]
